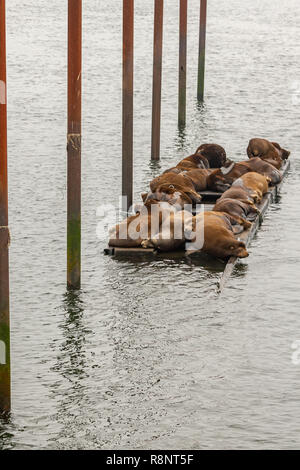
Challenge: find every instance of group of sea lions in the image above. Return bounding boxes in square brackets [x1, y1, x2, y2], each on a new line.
[109, 138, 290, 259]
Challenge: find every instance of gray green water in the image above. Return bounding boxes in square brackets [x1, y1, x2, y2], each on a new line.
[1, 0, 300, 449]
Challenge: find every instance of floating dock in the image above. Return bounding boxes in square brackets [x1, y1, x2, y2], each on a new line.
[104, 160, 290, 289]
[218, 160, 290, 291]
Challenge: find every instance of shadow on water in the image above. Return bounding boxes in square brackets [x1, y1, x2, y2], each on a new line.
[107, 250, 250, 296]
[110, 250, 227, 273]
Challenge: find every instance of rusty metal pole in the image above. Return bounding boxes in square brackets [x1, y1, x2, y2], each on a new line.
[122, 0, 134, 212]
[178, 0, 187, 127]
[0, 0, 10, 413]
[67, 0, 82, 289]
[197, 0, 207, 101]
[151, 0, 164, 161]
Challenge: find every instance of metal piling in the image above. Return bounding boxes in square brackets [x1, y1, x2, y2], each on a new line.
[0, 0, 10, 414]
[67, 0, 82, 289]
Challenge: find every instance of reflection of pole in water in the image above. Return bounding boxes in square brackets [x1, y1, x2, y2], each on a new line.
[49, 290, 89, 441]
[0, 0, 11, 414]
[56, 290, 87, 379]
[175, 125, 187, 151]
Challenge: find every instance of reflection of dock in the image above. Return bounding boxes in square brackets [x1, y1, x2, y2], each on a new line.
[105, 160, 290, 292]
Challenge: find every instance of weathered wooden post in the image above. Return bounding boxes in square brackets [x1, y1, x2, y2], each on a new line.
[122, 0, 134, 211]
[178, 0, 187, 127]
[67, 0, 82, 289]
[0, 0, 10, 414]
[197, 0, 207, 101]
[151, 0, 164, 161]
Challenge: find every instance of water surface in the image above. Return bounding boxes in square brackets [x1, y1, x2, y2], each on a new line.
[1, 0, 300, 450]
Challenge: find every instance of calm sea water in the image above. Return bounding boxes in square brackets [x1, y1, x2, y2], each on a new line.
[1, 0, 300, 450]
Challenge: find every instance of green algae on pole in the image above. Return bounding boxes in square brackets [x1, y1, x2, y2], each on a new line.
[151, 0, 164, 161]
[178, 0, 187, 127]
[67, 0, 82, 289]
[0, 0, 11, 413]
[122, 0, 134, 211]
[197, 0, 207, 102]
